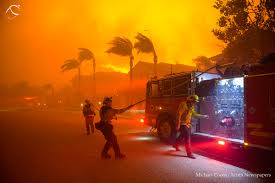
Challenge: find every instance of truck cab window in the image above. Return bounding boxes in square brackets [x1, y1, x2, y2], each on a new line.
[173, 76, 189, 96]
[161, 80, 172, 96]
[146, 83, 152, 97]
[151, 82, 159, 97]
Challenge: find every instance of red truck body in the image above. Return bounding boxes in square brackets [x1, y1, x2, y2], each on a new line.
[245, 72, 275, 150]
[145, 63, 275, 151]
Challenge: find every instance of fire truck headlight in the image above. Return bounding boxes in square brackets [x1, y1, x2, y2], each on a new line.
[140, 118, 144, 123]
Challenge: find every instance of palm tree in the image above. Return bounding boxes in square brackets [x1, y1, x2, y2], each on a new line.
[78, 48, 96, 81]
[61, 59, 81, 90]
[106, 37, 134, 84]
[134, 33, 158, 77]
[78, 48, 96, 96]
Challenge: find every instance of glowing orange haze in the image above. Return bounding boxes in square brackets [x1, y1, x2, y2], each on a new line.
[0, 0, 223, 88]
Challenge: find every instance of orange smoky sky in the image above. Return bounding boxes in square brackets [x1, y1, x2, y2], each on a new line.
[0, 0, 223, 88]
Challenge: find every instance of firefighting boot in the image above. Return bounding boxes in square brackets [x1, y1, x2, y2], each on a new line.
[187, 153, 196, 159]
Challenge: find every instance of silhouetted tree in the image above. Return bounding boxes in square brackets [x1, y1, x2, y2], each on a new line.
[78, 48, 96, 81]
[192, 56, 215, 71]
[78, 48, 96, 95]
[134, 33, 158, 76]
[8, 81, 41, 97]
[61, 59, 81, 90]
[213, 0, 275, 63]
[106, 37, 134, 84]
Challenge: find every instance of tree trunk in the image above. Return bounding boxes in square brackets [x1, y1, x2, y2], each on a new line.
[93, 59, 96, 97]
[153, 53, 158, 77]
[78, 67, 81, 92]
[129, 55, 134, 104]
[129, 55, 134, 85]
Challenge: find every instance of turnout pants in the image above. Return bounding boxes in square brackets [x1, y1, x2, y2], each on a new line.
[175, 125, 192, 155]
[101, 127, 121, 156]
[85, 116, 94, 134]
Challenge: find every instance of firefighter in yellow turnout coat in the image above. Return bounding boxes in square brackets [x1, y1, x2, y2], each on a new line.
[173, 95, 209, 159]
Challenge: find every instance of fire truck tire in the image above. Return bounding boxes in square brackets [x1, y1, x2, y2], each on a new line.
[157, 115, 176, 144]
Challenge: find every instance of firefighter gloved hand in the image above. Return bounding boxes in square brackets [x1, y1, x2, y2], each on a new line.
[203, 115, 209, 119]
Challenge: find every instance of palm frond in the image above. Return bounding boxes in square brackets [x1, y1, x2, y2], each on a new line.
[134, 33, 155, 54]
[60, 59, 80, 72]
[78, 48, 95, 62]
[106, 37, 133, 56]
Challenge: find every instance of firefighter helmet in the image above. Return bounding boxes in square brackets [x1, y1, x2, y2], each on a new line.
[103, 97, 112, 105]
[187, 95, 199, 102]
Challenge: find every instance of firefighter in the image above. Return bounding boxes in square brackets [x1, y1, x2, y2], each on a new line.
[173, 95, 209, 159]
[96, 97, 133, 159]
[82, 99, 96, 135]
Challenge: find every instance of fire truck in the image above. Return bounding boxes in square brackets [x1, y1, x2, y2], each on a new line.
[144, 63, 275, 151]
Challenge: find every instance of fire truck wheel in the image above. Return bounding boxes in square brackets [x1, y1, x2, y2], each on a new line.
[157, 116, 176, 143]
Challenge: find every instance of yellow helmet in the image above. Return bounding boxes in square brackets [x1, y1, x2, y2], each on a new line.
[187, 95, 199, 102]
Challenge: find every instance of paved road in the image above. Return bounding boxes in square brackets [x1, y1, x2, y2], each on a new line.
[0, 110, 271, 183]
